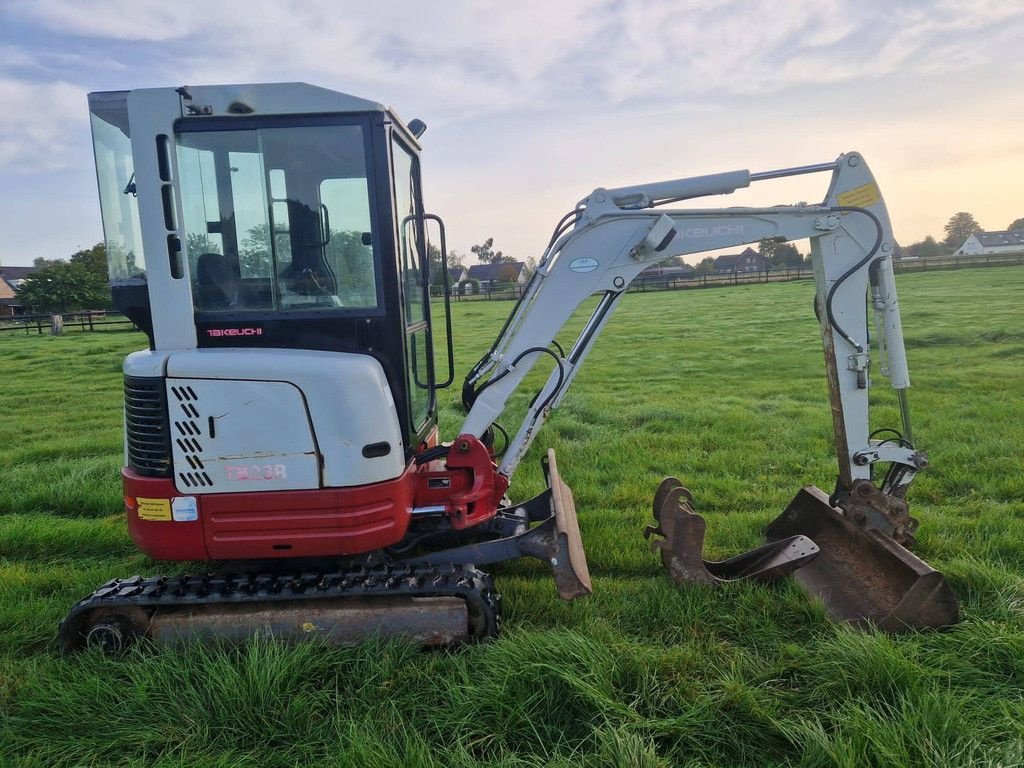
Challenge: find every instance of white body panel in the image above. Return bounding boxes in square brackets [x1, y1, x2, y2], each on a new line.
[166, 378, 320, 493]
[165, 349, 405, 490]
[125, 349, 172, 378]
[126, 89, 196, 350]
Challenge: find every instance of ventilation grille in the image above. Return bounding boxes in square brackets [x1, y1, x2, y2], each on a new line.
[170, 384, 213, 488]
[124, 376, 172, 477]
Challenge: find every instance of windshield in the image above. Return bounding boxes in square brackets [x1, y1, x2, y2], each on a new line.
[176, 122, 380, 313]
[89, 95, 146, 283]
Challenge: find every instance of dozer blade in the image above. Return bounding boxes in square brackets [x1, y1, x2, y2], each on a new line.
[645, 478, 819, 584]
[538, 449, 593, 599]
[765, 486, 958, 631]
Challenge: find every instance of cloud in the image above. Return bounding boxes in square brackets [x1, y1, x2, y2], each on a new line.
[0, 78, 86, 172]
[1, 0, 1022, 263]
[14, 1, 1023, 117]
[12, 0, 214, 42]
[0, 44, 120, 77]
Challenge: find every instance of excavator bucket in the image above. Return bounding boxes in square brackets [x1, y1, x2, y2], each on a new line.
[765, 486, 958, 631]
[644, 478, 819, 585]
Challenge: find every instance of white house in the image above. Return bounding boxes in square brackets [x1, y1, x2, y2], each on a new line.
[466, 261, 528, 290]
[958, 231, 1024, 256]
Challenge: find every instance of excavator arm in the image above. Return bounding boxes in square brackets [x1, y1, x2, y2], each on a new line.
[461, 152, 920, 528]
[447, 152, 956, 630]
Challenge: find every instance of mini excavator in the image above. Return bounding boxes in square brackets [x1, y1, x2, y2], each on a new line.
[60, 83, 957, 652]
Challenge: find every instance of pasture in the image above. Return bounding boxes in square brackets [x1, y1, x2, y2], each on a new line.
[1, 267, 1023, 767]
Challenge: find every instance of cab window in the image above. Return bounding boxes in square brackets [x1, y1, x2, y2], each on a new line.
[176, 122, 380, 313]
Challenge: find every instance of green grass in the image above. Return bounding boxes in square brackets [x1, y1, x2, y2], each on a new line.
[2, 268, 1024, 766]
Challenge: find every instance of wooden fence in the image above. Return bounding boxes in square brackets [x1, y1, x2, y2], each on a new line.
[0, 310, 136, 335]
[3, 251, 1020, 333]
[891, 251, 1024, 273]
[433, 250, 1024, 302]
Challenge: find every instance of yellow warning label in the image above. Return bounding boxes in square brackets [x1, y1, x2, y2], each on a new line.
[137, 497, 172, 522]
[837, 182, 881, 209]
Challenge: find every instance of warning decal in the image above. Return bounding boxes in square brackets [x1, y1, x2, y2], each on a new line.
[137, 497, 172, 521]
[836, 182, 881, 210]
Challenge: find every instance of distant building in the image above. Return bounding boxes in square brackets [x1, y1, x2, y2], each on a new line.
[466, 261, 528, 290]
[0, 265, 37, 317]
[957, 231, 1024, 256]
[448, 266, 468, 285]
[713, 247, 765, 274]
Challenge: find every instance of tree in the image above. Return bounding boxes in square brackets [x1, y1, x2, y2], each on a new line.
[69, 242, 108, 276]
[906, 236, 942, 259]
[771, 242, 802, 269]
[695, 256, 716, 275]
[324, 230, 375, 302]
[16, 252, 112, 313]
[943, 212, 982, 249]
[757, 237, 778, 264]
[427, 245, 466, 287]
[427, 243, 447, 287]
[470, 237, 512, 264]
[1008, 218, 1024, 231]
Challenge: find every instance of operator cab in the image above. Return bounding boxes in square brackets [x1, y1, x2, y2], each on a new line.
[88, 84, 451, 450]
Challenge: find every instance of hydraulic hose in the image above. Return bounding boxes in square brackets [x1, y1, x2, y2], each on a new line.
[823, 206, 884, 353]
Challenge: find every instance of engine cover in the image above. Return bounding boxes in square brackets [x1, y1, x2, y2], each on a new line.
[126, 348, 406, 494]
[166, 377, 319, 493]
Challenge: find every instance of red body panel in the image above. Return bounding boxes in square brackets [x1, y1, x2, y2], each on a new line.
[123, 435, 504, 562]
[124, 470, 209, 560]
[202, 470, 414, 558]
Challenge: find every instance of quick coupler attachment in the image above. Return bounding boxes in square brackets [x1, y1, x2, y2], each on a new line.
[406, 449, 592, 601]
[644, 478, 819, 585]
[765, 486, 958, 631]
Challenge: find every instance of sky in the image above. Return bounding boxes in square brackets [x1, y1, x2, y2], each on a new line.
[1, 0, 1022, 267]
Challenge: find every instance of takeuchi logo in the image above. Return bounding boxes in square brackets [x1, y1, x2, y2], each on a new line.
[681, 224, 743, 238]
[207, 327, 263, 337]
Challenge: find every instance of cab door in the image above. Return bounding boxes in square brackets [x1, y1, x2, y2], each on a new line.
[391, 133, 435, 442]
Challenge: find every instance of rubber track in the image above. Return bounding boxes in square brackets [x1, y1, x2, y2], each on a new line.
[58, 563, 501, 653]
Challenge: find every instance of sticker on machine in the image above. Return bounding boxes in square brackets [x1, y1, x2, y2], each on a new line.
[137, 497, 172, 521]
[172, 496, 199, 522]
[836, 182, 881, 210]
[568, 257, 599, 273]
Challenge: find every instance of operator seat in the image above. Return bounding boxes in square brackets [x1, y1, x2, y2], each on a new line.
[195, 252, 241, 310]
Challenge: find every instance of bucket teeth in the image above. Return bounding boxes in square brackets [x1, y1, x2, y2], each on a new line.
[645, 478, 819, 585]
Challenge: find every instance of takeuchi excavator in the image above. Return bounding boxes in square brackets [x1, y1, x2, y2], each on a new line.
[60, 82, 957, 652]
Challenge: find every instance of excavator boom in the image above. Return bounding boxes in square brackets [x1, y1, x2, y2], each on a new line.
[459, 152, 956, 630]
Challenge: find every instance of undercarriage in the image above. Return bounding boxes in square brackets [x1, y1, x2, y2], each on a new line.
[61, 451, 588, 652]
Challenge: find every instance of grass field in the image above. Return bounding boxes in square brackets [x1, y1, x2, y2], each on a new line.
[2, 267, 1023, 767]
